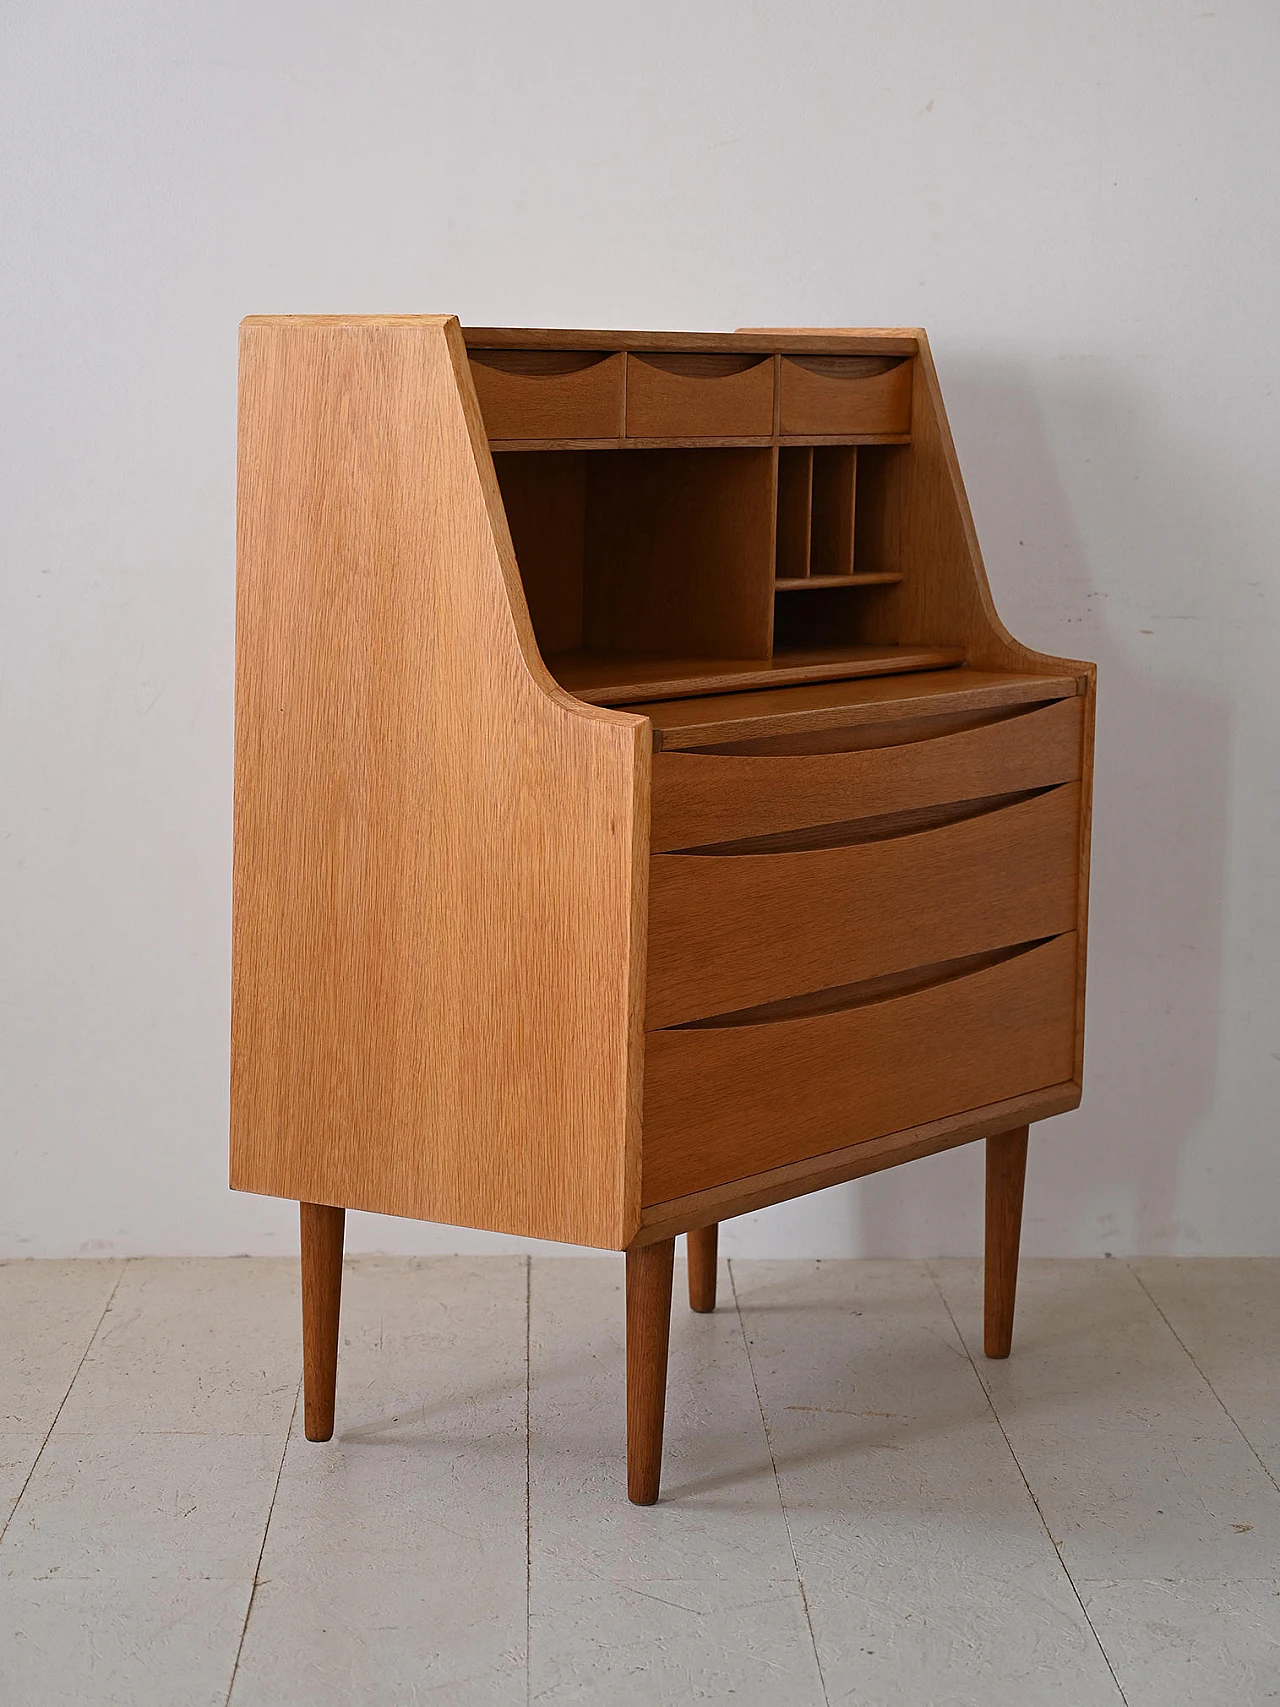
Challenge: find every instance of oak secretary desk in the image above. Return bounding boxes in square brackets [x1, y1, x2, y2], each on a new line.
[231, 316, 1094, 1503]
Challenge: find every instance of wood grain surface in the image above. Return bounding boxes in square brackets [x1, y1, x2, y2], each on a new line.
[625, 353, 775, 438]
[780, 355, 913, 436]
[548, 644, 964, 706]
[299, 1202, 345, 1441]
[626, 1239, 676, 1503]
[468, 350, 624, 439]
[651, 695, 1083, 849]
[639, 668, 1080, 749]
[984, 1126, 1030, 1358]
[641, 934, 1078, 1202]
[634, 1082, 1080, 1242]
[646, 783, 1080, 1027]
[231, 316, 649, 1249]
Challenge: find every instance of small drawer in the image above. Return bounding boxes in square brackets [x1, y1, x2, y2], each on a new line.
[641, 933, 1078, 1202]
[469, 350, 624, 440]
[645, 783, 1079, 1028]
[625, 353, 775, 438]
[651, 697, 1083, 850]
[779, 354, 912, 437]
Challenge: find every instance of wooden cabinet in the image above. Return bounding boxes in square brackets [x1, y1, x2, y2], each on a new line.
[231, 316, 1095, 1505]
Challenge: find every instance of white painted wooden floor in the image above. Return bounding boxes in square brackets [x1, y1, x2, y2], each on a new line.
[2, 1257, 1278, 1705]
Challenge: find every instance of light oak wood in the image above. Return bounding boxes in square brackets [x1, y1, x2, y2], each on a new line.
[636, 1083, 1079, 1242]
[469, 349, 624, 439]
[985, 1126, 1030, 1358]
[780, 355, 912, 436]
[651, 694, 1083, 850]
[547, 644, 965, 707]
[626, 1239, 675, 1503]
[642, 934, 1078, 1202]
[687, 1224, 718, 1312]
[639, 668, 1081, 750]
[300, 1202, 344, 1442]
[647, 784, 1079, 1027]
[234, 319, 1095, 1502]
[232, 317, 648, 1249]
[466, 327, 921, 355]
[625, 352, 775, 438]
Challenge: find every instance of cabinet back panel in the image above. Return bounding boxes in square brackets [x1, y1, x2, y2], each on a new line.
[584, 449, 775, 658]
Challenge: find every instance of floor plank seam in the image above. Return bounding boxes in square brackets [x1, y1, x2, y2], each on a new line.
[525, 1253, 532, 1707]
[727, 1258, 831, 1707]
[223, 1372, 301, 1707]
[1129, 1264, 1280, 1503]
[0, 1258, 128, 1551]
[925, 1262, 1132, 1707]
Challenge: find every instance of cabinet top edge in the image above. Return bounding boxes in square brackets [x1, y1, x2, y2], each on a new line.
[463, 327, 922, 355]
[237, 319, 923, 355]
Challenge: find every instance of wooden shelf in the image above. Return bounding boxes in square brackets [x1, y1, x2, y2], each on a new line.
[547, 644, 964, 707]
[775, 573, 902, 591]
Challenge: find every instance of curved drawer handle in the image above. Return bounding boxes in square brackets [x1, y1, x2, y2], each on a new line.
[673, 938, 1058, 1031]
[470, 349, 612, 377]
[672, 785, 1058, 857]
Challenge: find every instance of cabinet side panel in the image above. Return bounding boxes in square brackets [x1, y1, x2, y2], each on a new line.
[231, 318, 647, 1249]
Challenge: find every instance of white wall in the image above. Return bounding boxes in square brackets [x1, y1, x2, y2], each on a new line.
[3, 1, 1278, 1260]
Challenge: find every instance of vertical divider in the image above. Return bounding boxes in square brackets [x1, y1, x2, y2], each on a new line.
[765, 445, 779, 656]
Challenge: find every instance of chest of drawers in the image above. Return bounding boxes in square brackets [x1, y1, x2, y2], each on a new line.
[231, 316, 1094, 1503]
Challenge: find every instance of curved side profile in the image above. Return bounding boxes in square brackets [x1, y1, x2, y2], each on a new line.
[231, 316, 649, 1250]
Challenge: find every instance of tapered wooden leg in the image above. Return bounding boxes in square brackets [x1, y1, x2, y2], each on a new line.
[687, 1223, 718, 1312]
[984, 1126, 1029, 1359]
[300, 1201, 345, 1441]
[626, 1239, 675, 1504]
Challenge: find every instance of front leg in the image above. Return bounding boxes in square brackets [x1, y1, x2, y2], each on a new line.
[300, 1201, 345, 1440]
[625, 1239, 676, 1504]
[984, 1127, 1029, 1358]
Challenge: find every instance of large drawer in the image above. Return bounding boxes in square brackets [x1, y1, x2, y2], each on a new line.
[469, 350, 625, 439]
[651, 696, 1082, 850]
[779, 354, 912, 436]
[646, 783, 1080, 1028]
[642, 933, 1078, 1203]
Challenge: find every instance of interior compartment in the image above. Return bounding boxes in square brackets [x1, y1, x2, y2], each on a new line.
[810, 446, 857, 576]
[779, 353, 912, 437]
[494, 447, 775, 666]
[772, 583, 871, 651]
[469, 349, 625, 440]
[625, 352, 774, 438]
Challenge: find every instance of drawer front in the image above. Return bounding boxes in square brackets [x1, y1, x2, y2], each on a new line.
[646, 783, 1080, 1028]
[469, 350, 625, 439]
[779, 354, 912, 437]
[642, 933, 1077, 1203]
[652, 696, 1083, 851]
[626, 353, 775, 438]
